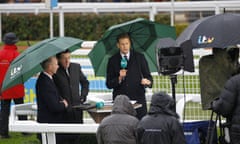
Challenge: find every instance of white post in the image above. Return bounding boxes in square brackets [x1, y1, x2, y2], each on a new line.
[170, 0, 175, 26]
[59, 8, 64, 37]
[41, 133, 47, 144]
[46, 0, 58, 38]
[50, 10, 54, 38]
[149, 6, 156, 21]
[215, 5, 221, 15]
[46, 132, 56, 144]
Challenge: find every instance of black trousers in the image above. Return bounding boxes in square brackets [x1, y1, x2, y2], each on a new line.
[0, 98, 27, 136]
[57, 109, 83, 144]
[136, 101, 147, 120]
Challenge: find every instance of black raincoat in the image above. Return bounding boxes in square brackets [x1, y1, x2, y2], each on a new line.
[212, 74, 240, 144]
[137, 92, 186, 144]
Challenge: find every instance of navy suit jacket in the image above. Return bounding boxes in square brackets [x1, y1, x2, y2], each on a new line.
[106, 50, 153, 101]
[106, 50, 153, 119]
[36, 72, 66, 123]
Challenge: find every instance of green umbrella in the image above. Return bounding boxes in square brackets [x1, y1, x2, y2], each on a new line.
[1, 36, 83, 91]
[88, 18, 176, 77]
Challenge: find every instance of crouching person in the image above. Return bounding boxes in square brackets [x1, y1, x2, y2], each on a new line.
[137, 92, 186, 144]
[96, 95, 139, 144]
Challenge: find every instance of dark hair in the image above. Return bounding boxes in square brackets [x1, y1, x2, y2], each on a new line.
[56, 49, 70, 59]
[117, 33, 130, 43]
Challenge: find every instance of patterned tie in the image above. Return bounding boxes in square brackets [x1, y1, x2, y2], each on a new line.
[124, 55, 128, 62]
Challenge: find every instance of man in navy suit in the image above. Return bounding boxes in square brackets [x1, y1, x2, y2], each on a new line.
[36, 56, 68, 144]
[53, 50, 89, 144]
[106, 33, 153, 120]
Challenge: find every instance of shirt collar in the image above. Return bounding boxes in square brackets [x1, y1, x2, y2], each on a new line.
[43, 71, 53, 80]
[120, 52, 130, 59]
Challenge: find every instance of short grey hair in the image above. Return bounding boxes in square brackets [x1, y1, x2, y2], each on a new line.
[40, 56, 56, 70]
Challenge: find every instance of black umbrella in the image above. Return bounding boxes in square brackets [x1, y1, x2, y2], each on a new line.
[176, 13, 240, 49]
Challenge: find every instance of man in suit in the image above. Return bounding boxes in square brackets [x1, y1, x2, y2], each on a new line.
[53, 50, 89, 144]
[106, 33, 153, 120]
[36, 56, 68, 144]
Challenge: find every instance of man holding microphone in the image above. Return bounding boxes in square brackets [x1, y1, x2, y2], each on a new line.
[106, 33, 153, 120]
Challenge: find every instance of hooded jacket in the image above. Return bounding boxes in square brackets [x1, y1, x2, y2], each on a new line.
[0, 45, 24, 99]
[137, 92, 186, 144]
[212, 74, 240, 143]
[96, 95, 139, 144]
[212, 74, 240, 120]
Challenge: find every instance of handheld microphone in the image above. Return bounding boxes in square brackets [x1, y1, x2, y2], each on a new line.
[120, 57, 128, 81]
[121, 57, 128, 69]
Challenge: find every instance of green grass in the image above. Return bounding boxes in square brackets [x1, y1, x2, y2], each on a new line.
[0, 133, 40, 144]
[184, 101, 213, 120]
[152, 75, 200, 94]
[1, 133, 98, 144]
[0, 41, 39, 46]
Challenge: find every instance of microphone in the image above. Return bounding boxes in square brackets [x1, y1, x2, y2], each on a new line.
[121, 56, 128, 69]
[120, 56, 128, 81]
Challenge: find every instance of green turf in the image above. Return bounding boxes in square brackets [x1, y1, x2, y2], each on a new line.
[0, 133, 40, 144]
[0, 133, 99, 144]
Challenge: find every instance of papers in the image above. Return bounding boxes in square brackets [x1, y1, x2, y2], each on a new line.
[104, 100, 114, 106]
[104, 100, 137, 106]
[72, 103, 96, 110]
[130, 100, 137, 104]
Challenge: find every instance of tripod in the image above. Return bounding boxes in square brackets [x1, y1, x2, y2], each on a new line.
[170, 74, 177, 112]
[206, 111, 230, 144]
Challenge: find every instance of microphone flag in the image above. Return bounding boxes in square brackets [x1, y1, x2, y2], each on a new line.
[121, 56, 128, 69]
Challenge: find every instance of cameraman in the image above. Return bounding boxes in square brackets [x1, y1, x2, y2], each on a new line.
[211, 73, 240, 144]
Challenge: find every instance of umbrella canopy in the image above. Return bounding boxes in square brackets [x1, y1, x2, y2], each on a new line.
[1, 37, 83, 91]
[176, 13, 240, 49]
[88, 18, 176, 76]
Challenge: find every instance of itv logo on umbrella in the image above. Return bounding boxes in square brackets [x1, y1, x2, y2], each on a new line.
[10, 64, 22, 79]
[198, 35, 214, 44]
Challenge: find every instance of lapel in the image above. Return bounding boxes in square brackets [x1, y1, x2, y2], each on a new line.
[68, 63, 72, 79]
[128, 50, 135, 66]
[117, 53, 122, 68]
[59, 66, 70, 82]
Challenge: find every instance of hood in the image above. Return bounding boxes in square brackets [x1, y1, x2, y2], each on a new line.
[112, 95, 137, 116]
[149, 92, 179, 118]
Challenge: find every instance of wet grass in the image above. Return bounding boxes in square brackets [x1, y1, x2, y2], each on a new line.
[0, 133, 40, 144]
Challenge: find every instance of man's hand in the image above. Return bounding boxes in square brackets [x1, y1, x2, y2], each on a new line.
[141, 78, 151, 86]
[61, 99, 68, 108]
[119, 69, 127, 82]
[80, 96, 86, 103]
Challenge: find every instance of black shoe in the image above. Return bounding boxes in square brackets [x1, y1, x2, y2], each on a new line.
[0, 134, 10, 139]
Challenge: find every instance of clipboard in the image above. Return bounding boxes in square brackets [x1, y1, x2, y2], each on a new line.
[72, 103, 96, 110]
